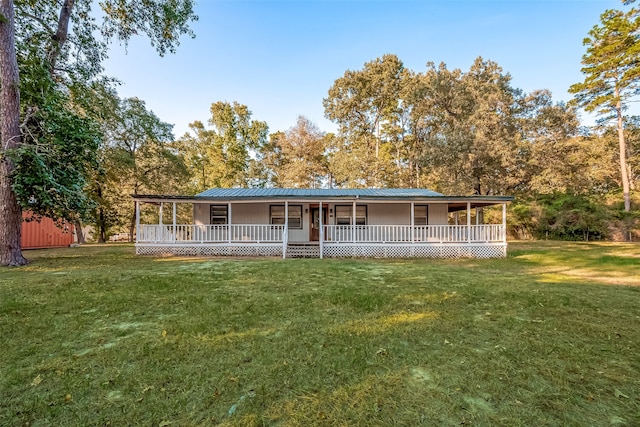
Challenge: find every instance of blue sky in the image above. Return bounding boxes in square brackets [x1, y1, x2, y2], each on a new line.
[102, 0, 624, 138]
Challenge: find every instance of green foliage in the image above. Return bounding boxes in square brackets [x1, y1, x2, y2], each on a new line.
[323, 55, 579, 194]
[9, 59, 100, 222]
[569, 6, 640, 118]
[100, 0, 198, 56]
[87, 96, 188, 240]
[5, 0, 198, 233]
[569, 3, 639, 211]
[512, 193, 609, 241]
[257, 116, 329, 188]
[177, 102, 268, 191]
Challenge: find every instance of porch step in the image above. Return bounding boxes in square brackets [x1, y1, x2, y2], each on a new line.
[286, 243, 320, 258]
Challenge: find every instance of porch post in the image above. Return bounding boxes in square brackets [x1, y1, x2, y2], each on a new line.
[502, 203, 507, 243]
[467, 202, 471, 243]
[410, 201, 415, 243]
[283, 201, 288, 259]
[172, 202, 177, 243]
[135, 200, 140, 243]
[228, 202, 232, 244]
[159, 202, 163, 225]
[352, 200, 356, 244]
[319, 202, 323, 259]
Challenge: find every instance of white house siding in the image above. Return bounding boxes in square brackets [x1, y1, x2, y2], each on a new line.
[367, 203, 410, 225]
[194, 202, 311, 242]
[428, 204, 448, 225]
[232, 203, 269, 224]
[288, 203, 309, 242]
[196, 201, 450, 228]
[194, 204, 208, 225]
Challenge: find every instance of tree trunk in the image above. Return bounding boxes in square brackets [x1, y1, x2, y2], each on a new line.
[74, 219, 85, 244]
[0, 0, 27, 266]
[616, 97, 631, 212]
[48, 0, 75, 75]
[129, 207, 136, 243]
[98, 206, 106, 243]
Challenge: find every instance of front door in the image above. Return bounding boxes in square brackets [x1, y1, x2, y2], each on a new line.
[310, 206, 328, 241]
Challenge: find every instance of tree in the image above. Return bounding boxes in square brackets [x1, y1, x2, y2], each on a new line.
[0, 0, 26, 265]
[0, 0, 197, 265]
[177, 102, 268, 191]
[409, 58, 523, 196]
[324, 54, 408, 187]
[259, 116, 328, 188]
[569, 4, 640, 212]
[323, 55, 580, 195]
[94, 97, 187, 242]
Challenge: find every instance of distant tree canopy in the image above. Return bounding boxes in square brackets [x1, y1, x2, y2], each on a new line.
[322, 54, 582, 196]
[175, 53, 625, 202]
[176, 101, 269, 192]
[173, 50, 637, 240]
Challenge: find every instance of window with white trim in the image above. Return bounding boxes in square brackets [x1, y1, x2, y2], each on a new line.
[414, 205, 428, 226]
[335, 205, 367, 225]
[270, 205, 302, 229]
[210, 205, 228, 224]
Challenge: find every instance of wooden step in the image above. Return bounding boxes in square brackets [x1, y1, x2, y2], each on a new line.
[286, 244, 320, 258]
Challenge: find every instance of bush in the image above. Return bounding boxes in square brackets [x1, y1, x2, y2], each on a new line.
[510, 193, 608, 241]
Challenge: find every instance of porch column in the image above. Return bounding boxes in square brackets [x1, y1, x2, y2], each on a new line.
[352, 200, 356, 244]
[467, 202, 471, 243]
[172, 202, 177, 243]
[410, 201, 415, 243]
[159, 202, 163, 225]
[283, 201, 288, 259]
[502, 203, 507, 243]
[135, 201, 140, 243]
[319, 202, 324, 259]
[228, 202, 232, 244]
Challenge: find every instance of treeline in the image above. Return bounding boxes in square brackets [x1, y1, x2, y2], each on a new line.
[84, 54, 638, 241]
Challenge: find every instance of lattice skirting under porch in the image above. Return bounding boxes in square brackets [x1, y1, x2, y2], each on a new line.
[136, 244, 283, 257]
[322, 244, 507, 259]
[136, 243, 507, 258]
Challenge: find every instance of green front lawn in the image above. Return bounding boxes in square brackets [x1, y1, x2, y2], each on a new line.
[1, 242, 639, 426]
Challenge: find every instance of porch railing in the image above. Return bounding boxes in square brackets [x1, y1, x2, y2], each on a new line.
[138, 224, 505, 244]
[138, 224, 284, 243]
[324, 224, 505, 243]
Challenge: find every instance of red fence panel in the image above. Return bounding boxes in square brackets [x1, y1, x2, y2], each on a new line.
[21, 212, 75, 249]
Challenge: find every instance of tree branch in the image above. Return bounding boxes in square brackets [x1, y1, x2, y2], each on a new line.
[19, 11, 55, 34]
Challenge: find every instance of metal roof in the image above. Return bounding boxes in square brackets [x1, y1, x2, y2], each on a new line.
[195, 188, 444, 198]
[132, 188, 514, 206]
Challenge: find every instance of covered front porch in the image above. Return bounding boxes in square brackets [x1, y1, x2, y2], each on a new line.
[133, 190, 512, 258]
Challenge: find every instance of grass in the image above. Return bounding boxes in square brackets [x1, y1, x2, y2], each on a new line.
[1, 241, 639, 426]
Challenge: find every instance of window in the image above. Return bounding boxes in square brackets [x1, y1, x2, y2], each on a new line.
[210, 205, 228, 224]
[270, 205, 302, 229]
[414, 205, 428, 226]
[335, 205, 367, 225]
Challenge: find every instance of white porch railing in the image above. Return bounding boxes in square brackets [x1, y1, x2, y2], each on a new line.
[324, 224, 505, 243]
[138, 224, 284, 243]
[138, 224, 505, 244]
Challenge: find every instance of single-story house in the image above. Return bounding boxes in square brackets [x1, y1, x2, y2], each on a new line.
[132, 188, 514, 259]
